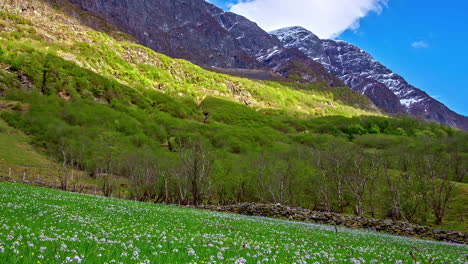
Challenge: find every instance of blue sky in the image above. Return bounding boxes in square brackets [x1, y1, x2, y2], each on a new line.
[211, 0, 468, 116]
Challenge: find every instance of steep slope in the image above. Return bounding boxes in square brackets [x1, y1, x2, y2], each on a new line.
[65, 0, 343, 86]
[271, 26, 468, 130]
[0, 1, 374, 116]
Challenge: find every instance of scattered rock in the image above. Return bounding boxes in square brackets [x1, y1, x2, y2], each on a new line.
[189, 203, 467, 244]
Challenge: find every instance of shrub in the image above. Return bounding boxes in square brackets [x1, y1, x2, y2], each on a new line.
[347, 124, 367, 136]
[354, 134, 403, 149]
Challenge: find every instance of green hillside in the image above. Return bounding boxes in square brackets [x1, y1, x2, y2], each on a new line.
[0, 0, 376, 116]
[0, 116, 51, 167]
[0, 182, 466, 264]
[0, 0, 467, 234]
[0, 114, 101, 191]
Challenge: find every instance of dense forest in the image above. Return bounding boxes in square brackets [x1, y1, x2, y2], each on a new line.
[0, 3, 466, 231]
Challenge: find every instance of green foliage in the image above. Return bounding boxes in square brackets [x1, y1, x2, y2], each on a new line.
[201, 97, 293, 132]
[2, 93, 162, 173]
[0, 10, 33, 25]
[354, 134, 403, 149]
[305, 115, 454, 138]
[280, 81, 374, 110]
[52, 2, 61, 10]
[347, 124, 367, 136]
[393, 127, 407, 136]
[290, 133, 346, 147]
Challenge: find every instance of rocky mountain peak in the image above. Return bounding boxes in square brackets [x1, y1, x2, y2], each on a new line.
[270, 27, 324, 60]
[272, 27, 468, 129]
[271, 26, 320, 42]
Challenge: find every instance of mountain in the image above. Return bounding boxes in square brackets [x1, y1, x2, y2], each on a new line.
[271, 27, 468, 130]
[66, 0, 343, 86]
[65, 0, 467, 129]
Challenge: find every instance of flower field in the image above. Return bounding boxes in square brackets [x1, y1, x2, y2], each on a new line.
[0, 182, 466, 264]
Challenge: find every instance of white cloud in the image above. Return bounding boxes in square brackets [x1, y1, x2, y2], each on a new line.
[411, 41, 429, 49]
[229, 0, 388, 39]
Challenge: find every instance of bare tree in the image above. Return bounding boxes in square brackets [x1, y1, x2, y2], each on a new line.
[326, 151, 348, 213]
[176, 140, 212, 205]
[347, 151, 378, 217]
[98, 173, 115, 197]
[252, 152, 270, 203]
[384, 147, 428, 223]
[382, 155, 405, 221]
[312, 144, 353, 213]
[124, 151, 158, 202]
[58, 142, 71, 190]
[312, 149, 332, 212]
[262, 153, 296, 205]
[418, 153, 456, 225]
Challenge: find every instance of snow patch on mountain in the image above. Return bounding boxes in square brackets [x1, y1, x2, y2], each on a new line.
[257, 46, 281, 62]
[400, 98, 424, 107]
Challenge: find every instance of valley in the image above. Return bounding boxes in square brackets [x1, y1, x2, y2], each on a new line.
[0, 0, 467, 262]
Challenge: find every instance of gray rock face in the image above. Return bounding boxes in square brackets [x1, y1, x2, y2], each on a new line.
[68, 0, 257, 68]
[272, 26, 468, 130]
[67, 0, 342, 86]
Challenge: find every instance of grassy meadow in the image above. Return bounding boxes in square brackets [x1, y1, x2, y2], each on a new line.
[0, 182, 467, 264]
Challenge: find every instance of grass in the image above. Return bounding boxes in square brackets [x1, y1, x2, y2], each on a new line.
[0, 116, 101, 192]
[435, 182, 468, 232]
[0, 116, 59, 183]
[0, 118, 50, 167]
[0, 182, 466, 264]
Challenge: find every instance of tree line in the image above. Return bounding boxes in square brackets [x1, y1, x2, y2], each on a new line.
[56, 133, 466, 226]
